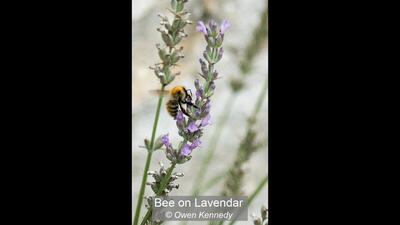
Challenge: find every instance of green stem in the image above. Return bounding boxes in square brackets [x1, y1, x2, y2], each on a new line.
[192, 93, 237, 196]
[247, 176, 268, 211]
[249, 77, 268, 123]
[133, 86, 165, 225]
[226, 176, 268, 225]
[140, 210, 151, 225]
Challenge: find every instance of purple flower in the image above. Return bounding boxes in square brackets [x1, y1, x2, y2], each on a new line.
[201, 114, 211, 127]
[196, 21, 208, 35]
[220, 19, 230, 34]
[176, 110, 184, 121]
[205, 101, 211, 110]
[190, 139, 201, 150]
[180, 144, 192, 156]
[209, 19, 218, 31]
[161, 134, 170, 146]
[187, 122, 199, 133]
[196, 89, 202, 99]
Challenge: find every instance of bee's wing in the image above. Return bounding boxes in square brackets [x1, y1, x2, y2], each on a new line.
[149, 89, 170, 97]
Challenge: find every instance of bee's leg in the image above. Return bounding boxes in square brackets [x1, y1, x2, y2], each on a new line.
[182, 100, 198, 109]
[178, 101, 192, 117]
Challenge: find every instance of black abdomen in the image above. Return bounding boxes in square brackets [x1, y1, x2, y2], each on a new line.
[166, 99, 179, 117]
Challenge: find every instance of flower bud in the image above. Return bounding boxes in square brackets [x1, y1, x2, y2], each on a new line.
[209, 20, 218, 33]
[203, 51, 212, 64]
[206, 36, 216, 47]
[147, 171, 156, 176]
[162, 33, 173, 47]
[215, 35, 223, 47]
[194, 79, 201, 90]
[173, 35, 182, 46]
[171, 19, 181, 31]
[175, 0, 184, 12]
[212, 71, 218, 79]
[199, 58, 208, 75]
[253, 218, 262, 225]
[216, 47, 224, 62]
[153, 135, 164, 151]
[144, 138, 150, 150]
[158, 47, 168, 63]
[261, 206, 268, 220]
[174, 172, 184, 177]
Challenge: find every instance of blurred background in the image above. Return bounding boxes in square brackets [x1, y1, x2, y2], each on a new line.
[133, 0, 268, 224]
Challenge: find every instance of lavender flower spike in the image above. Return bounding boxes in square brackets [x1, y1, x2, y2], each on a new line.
[196, 21, 208, 35]
[220, 19, 231, 34]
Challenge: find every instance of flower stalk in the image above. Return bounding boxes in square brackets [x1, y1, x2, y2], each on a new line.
[133, 1, 191, 225]
[223, 77, 267, 197]
[139, 18, 229, 225]
[191, 3, 268, 196]
[133, 87, 165, 225]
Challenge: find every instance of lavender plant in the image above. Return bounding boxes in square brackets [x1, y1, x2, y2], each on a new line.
[211, 78, 267, 225]
[192, 3, 268, 196]
[138, 19, 230, 225]
[222, 77, 268, 196]
[133, 1, 191, 225]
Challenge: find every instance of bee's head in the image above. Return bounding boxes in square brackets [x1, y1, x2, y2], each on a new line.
[185, 89, 193, 102]
[171, 86, 187, 99]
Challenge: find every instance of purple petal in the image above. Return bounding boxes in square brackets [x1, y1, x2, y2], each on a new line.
[196, 89, 202, 99]
[196, 21, 208, 35]
[190, 139, 202, 150]
[201, 114, 211, 127]
[161, 134, 170, 146]
[220, 19, 231, 34]
[187, 122, 199, 133]
[209, 19, 217, 31]
[176, 111, 184, 122]
[180, 144, 192, 156]
[205, 101, 211, 110]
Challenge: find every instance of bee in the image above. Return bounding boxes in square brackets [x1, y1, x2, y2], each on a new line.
[151, 86, 198, 118]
